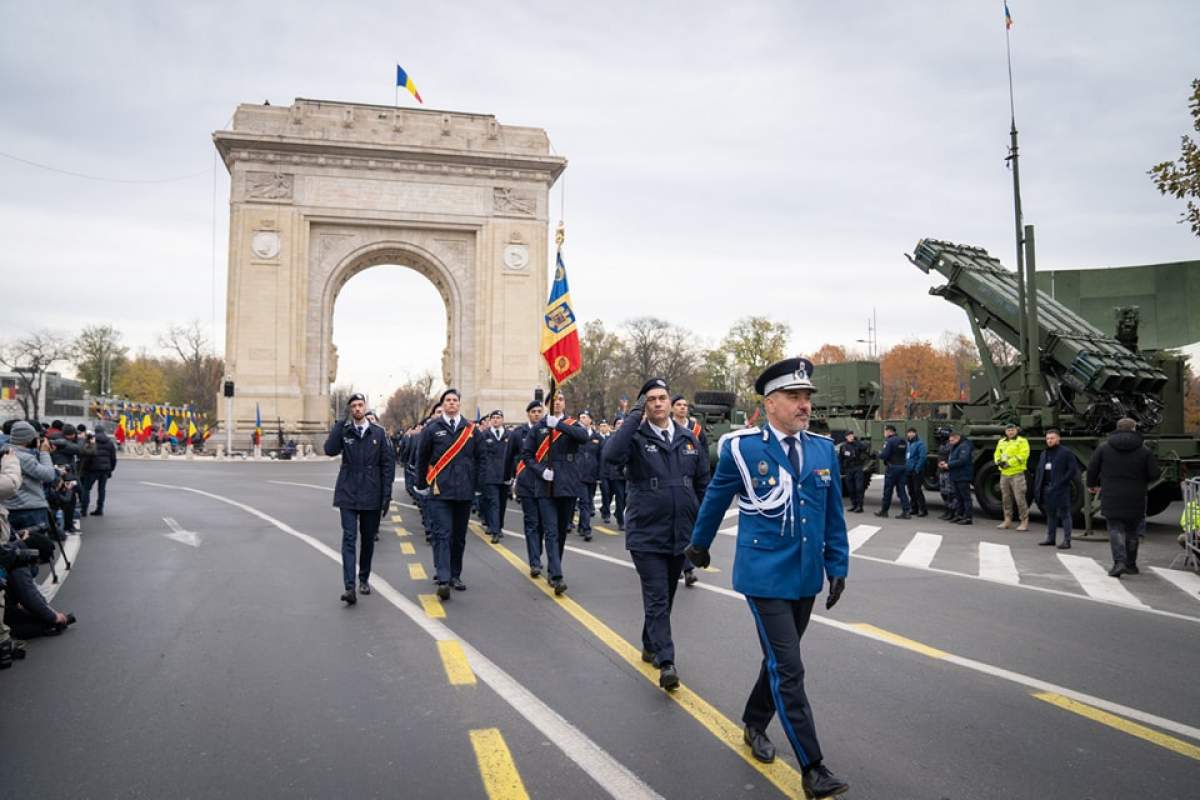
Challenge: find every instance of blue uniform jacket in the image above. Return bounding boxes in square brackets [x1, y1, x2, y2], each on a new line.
[415, 417, 482, 501]
[1034, 445, 1079, 509]
[905, 437, 928, 475]
[577, 428, 604, 484]
[602, 413, 709, 555]
[878, 434, 907, 469]
[691, 427, 849, 600]
[506, 423, 541, 499]
[599, 434, 625, 481]
[324, 420, 396, 510]
[947, 438, 975, 482]
[521, 418, 589, 499]
[476, 426, 511, 486]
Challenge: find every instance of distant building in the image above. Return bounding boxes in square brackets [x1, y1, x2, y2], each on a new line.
[0, 370, 91, 427]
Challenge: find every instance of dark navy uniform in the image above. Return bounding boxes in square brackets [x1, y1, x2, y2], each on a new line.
[576, 424, 604, 539]
[876, 430, 910, 517]
[476, 419, 511, 542]
[521, 414, 588, 587]
[323, 415, 396, 593]
[507, 412, 547, 573]
[836, 436, 869, 512]
[604, 393, 709, 672]
[416, 414, 482, 590]
[600, 427, 628, 529]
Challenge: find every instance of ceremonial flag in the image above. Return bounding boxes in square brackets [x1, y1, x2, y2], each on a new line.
[188, 420, 198, 442]
[140, 413, 153, 443]
[1004, 1, 1013, 29]
[167, 417, 180, 441]
[115, 414, 127, 444]
[254, 403, 262, 445]
[396, 65, 424, 104]
[540, 250, 582, 384]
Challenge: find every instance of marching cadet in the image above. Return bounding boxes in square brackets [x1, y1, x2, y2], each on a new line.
[687, 357, 850, 800]
[414, 389, 482, 600]
[671, 394, 709, 586]
[507, 400, 547, 576]
[873, 424, 911, 519]
[836, 431, 869, 513]
[476, 410, 511, 544]
[521, 391, 588, 595]
[600, 417, 629, 530]
[596, 420, 614, 522]
[575, 411, 603, 542]
[606, 378, 709, 691]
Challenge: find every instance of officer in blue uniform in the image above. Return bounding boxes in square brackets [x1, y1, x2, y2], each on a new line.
[506, 400, 547, 576]
[415, 389, 482, 600]
[476, 410, 511, 544]
[687, 357, 850, 799]
[521, 391, 588, 595]
[874, 424, 911, 519]
[605, 378, 709, 691]
[575, 411, 603, 542]
[323, 392, 396, 605]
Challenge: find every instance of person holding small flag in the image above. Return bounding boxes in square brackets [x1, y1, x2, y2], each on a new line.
[415, 389, 482, 599]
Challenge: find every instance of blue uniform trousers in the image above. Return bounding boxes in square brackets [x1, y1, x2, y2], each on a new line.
[844, 468, 865, 508]
[479, 484, 508, 536]
[744, 596, 823, 768]
[609, 479, 627, 526]
[519, 495, 545, 569]
[536, 497, 569, 580]
[630, 550, 685, 666]
[880, 465, 910, 514]
[577, 482, 597, 533]
[339, 508, 381, 589]
[429, 499, 471, 584]
[599, 479, 614, 521]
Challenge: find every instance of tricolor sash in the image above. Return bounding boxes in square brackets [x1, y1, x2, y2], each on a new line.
[690, 421, 702, 439]
[535, 417, 576, 463]
[426, 421, 476, 491]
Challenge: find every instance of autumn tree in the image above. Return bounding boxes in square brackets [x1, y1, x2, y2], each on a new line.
[939, 332, 980, 399]
[1149, 78, 1200, 238]
[380, 372, 437, 431]
[878, 340, 957, 417]
[716, 316, 792, 407]
[810, 344, 849, 365]
[0, 330, 74, 421]
[113, 355, 170, 403]
[73, 324, 128, 396]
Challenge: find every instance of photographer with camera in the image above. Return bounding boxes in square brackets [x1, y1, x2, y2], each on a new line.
[47, 421, 81, 532]
[1, 421, 57, 533]
[1, 445, 25, 668]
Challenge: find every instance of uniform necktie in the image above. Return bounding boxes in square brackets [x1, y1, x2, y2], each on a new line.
[660, 429, 669, 443]
[784, 436, 801, 475]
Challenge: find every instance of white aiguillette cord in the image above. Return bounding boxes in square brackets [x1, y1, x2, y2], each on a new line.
[730, 436, 793, 536]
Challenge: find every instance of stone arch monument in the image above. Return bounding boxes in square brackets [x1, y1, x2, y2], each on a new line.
[213, 99, 565, 439]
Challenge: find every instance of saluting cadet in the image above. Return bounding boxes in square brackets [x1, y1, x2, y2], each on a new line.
[323, 393, 396, 606]
[687, 357, 850, 799]
[671, 394, 709, 587]
[415, 389, 482, 600]
[476, 410, 511, 544]
[507, 401, 547, 576]
[521, 391, 588, 595]
[575, 411, 603, 541]
[606, 378, 709, 691]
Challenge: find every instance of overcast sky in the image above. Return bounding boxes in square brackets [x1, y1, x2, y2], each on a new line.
[1, 1, 1197, 406]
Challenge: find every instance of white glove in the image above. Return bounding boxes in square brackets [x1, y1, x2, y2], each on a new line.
[545, 415, 560, 427]
[413, 486, 431, 497]
[542, 468, 555, 481]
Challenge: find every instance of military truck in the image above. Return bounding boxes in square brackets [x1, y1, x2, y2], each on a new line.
[690, 391, 746, 464]
[902, 238, 1200, 519]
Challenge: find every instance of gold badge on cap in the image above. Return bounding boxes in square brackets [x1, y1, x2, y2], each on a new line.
[768, 476, 777, 486]
[758, 461, 769, 475]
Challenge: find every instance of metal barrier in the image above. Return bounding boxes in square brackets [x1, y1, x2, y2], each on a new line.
[1174, 477, 1200, 571]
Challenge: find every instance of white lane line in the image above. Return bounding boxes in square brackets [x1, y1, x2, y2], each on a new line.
[1149, 567, 1200, 603]
[847, 524, 881, 553]
[896, 532, 942, 569]
[145, 482, 662, 800]
[268, 480, 332, 491]
[1057, 554, 1149, 609]
[977, 542, 1019, 584]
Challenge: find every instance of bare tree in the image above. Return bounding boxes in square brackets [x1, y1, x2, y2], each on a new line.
[159, 321, 224, 416]
[380, 372, 437, 430]
[0, 331, 74, 421]
[330, 384, 358, 419]
[73, 324, 128, 396]
[563, 320, 627, 419]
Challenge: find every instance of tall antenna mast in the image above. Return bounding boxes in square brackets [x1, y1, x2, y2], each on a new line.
[1003, 2, 1030, 394]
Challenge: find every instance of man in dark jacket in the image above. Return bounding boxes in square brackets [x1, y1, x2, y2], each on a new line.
[80, 423, 117, 516]
[1086, 418, 1160, 577]
[941, 430, 975, 524]
[47, 421, 80, 531]
[575, 411, 603, 542]
[1035, 429, 1078, 549]
[415, 389, 482, 599]
[507, 401, 547, 575]
[604, 378, 709, 690]
[521, 391, 589, 595]
[324, 393, 396, 605]
[476, 410, 511, 544]
[904, 428, 928, 517]
[837, 431, 869, 513]
[873, 425, 910, 519]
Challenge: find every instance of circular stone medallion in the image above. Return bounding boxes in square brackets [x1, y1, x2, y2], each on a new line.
[251, 230, 281, 259]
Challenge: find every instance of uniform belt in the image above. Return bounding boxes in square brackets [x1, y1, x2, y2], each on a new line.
[632, 477, 692, 490]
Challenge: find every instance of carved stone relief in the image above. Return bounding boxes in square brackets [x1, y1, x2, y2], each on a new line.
[493, 187, 535, 217]
[246, 171, 294, 200]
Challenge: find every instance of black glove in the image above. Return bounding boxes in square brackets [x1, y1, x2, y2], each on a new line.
[630, 395, 646, 418]
[825, 576, 845, 610]
[683, 544, 710, 569]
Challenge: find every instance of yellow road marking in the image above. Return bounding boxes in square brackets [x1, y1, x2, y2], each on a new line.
[1033, 692, 1200, 762]
[592, 524, 621, 537]
[408, 562, 428, 581]
[418, 594, 445, 618]
[850, 623, 950, 660]
[395, 526, 410, 537]
[437, 640, 477, 686]
[700, 565, 722, 573]
[469, 528, 805, 797]
[400, 542, 416, 555]
[391, 515, 402, 522]
[469, 728, 529, 800]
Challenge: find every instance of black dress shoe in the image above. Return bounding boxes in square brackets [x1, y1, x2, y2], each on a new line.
[530, 566, 542, 578]
[601, 516, 611, 524]
[684, 570, 698, 587]
[743, 725, 776, 763]
[341, 588, 356, 605]
[551, 578, 568, 596]
[956, 518, 973, 525]
[898, 512, 912, 520]
[91, 510, 103, 516]
[358, 582, 371, 595]
[802, 763, 849, 798]
[1057, 542, 1071, 550]
[450, 578, 467, 591]
[436, 583, 451, 600]
[873, 510, 888, 518]
[1107, 563, 1126, 578]
[1124, 563, 1139, 574]
[658, 663, 679, 691]
[641, 648, 655, 663]
[917, 510, 928, 517]
[1038, 539, 1056, 546]
[490, 533, 502, 544]
[853, 507, 864, 513]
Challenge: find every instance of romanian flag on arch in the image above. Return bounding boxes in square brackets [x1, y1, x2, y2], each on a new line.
[540, 250, 582, 384]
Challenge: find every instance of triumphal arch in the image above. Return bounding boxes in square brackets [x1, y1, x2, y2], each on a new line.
[214, 98, 565, 438]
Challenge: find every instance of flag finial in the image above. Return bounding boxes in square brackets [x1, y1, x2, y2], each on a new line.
[555, 221, 565, 249]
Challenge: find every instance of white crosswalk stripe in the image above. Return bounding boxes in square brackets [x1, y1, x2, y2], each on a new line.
[896, 532, 942, 568]
[977, 542, 1020, 584]
[847, 524, 881, 553]
[1057, 554, 1149, 608]
[1149, 567, 1200, 604]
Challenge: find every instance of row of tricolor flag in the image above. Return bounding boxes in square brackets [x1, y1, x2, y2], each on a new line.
[113, 412, 211, 445]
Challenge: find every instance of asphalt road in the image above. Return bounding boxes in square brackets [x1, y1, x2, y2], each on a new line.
[7, 458, 1198, 799]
